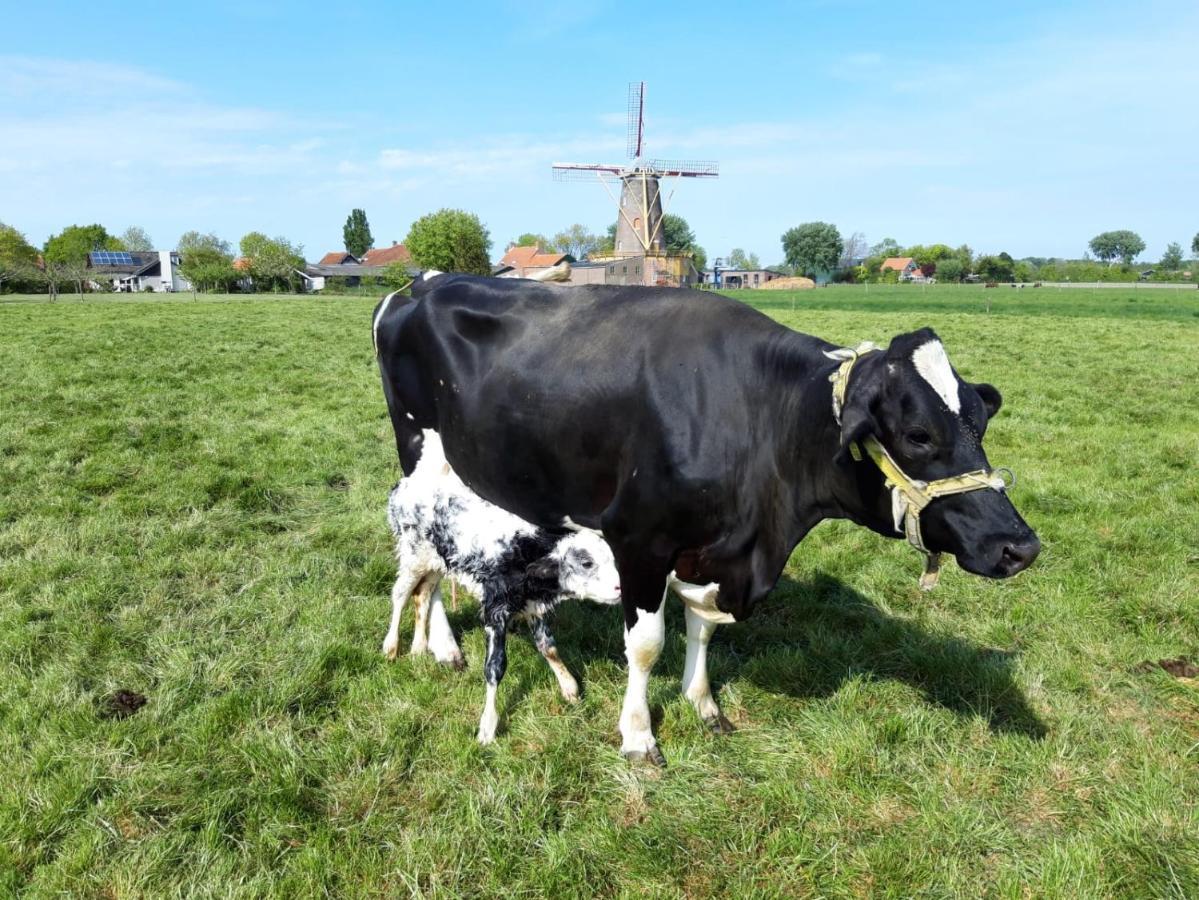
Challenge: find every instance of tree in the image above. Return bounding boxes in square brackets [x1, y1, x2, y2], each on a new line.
[781, 222, 843, 279]
[43, 224, 122, 264]
[975, 253, 1015, 282]
[1089, 230, 1145, 266]
[1192, 233, 1199, 257]
[512, 233, 555, 250]
[343, 208, 373, 257]
[552, 224, 601, 260]
[596, 223, 617, 255]
[178, 231, 232, 257]
[120, 226, 153, 251]
[405, 208, 492, 276]
[660, 214, 698, 257]
[870, 237, 901, 257]
[382, 260, 413, 290]
[727, 248, 761, 270]
[239, 232, 305, 292]
[838, 231, 867, 269]
[935, 258, 965, 282]
[177, 232, 235, 296]
[1161, 242, 1184, 271]
[0, 223, 39, 292]
[691, 246, 708, 274]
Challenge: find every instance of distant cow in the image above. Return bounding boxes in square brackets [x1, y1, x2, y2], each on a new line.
[384, 430, 621, 743]
[375, 275, 1039, 764]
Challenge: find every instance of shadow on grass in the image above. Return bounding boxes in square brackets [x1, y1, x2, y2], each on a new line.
[551, 572, 1047, 740]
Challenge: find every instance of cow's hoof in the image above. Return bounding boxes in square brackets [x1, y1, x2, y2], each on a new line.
[622, 745, 667, 768]
[706, 713, 736, 735]
[439, 652, 466, 672]
[382, 639, 399, 661]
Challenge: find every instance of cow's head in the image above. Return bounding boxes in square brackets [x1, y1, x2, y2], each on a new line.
[837, 328, 1040, 578]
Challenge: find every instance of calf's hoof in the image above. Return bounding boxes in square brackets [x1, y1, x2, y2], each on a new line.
[381, 639, 399, 661]
[622, 745, 667, 768]
[706, 713, 736, 735]
[445, 653, 467, 672]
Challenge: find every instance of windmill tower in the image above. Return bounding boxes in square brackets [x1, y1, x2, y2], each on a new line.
[553, 82, 717, 278]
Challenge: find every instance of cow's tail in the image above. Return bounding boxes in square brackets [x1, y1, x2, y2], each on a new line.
[529, 261, 571, 282]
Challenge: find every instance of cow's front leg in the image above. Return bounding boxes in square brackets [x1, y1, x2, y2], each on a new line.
[619, 584, 667, 766]
[530, 615, 579, 702]
[682, 605, 734, 734]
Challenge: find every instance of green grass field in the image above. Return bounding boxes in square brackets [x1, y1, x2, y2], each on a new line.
[1, 285, 1197, 897]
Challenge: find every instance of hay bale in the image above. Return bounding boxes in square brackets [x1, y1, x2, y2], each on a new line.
[758, 276, 816, 291]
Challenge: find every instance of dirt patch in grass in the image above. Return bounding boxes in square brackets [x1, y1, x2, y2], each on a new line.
[1134, 658, 1198, 679]
[99, 690, 147, 719]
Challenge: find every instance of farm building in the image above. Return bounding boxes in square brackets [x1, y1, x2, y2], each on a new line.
[86, 250, 190, 293]
[494, 245, 575, 279]
[304, 243, 417, 290]
[880, 257, 931, 281]
[700, 268, 786, 289]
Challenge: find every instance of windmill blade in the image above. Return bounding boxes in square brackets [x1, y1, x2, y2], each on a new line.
[626, 81, 645, 159]
[645, 159, 720, 177]
[552, 163, 623, 183]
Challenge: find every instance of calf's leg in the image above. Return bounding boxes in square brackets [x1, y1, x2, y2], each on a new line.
[409, 573, 438, 656]
[530, 616, 579, 702]
[477, 612, 511, 744]
[383, 563, 424, 660]
[426, 582, 465, 670]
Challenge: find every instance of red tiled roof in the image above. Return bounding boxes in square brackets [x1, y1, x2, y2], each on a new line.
[499, 245, 569, 272]
[233, 257, 252, 271]
[880, 256, 915, 272]
[360, 243, 412, 266]
[319, 251, 358, 266]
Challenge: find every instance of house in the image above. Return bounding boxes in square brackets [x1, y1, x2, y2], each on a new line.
[495, 245, 574, 279]
[86, 250, 190, 292]
[699, 268, 785, 289]
[317, 251, 360, 266]
[360, 243, 412, 267]
[303, 243, 417, 291]
[880, 257, 923, 280]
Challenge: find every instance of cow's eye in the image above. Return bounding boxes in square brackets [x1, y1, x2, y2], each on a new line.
[578, 555, 594, 570]
[906, 428, 933, 446]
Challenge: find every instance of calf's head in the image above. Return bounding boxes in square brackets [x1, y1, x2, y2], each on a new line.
[837, 327, 1040, 578]
[526, 531, 622, 604]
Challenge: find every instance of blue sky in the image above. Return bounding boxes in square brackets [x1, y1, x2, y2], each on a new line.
[3, 0, 1196, 264]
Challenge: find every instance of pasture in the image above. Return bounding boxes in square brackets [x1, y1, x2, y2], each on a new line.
[1, 285, 1197, 897]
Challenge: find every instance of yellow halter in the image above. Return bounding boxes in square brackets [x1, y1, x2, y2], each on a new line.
[827, 343, 1014, 590]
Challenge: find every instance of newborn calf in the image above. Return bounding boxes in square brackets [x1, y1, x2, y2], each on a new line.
[384, 431, 621, 743]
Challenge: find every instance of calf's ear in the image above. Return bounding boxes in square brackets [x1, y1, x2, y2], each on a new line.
[525, 557, 560, 584]
[969, 382, 1003, 418]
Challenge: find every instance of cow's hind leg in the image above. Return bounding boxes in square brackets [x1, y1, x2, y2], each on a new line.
[682, 604, 734, 734]
[530, 616, 579, 702]
[477, 611, 511, 744]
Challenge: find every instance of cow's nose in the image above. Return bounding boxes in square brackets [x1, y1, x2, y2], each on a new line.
[999, 536, 1041, 574]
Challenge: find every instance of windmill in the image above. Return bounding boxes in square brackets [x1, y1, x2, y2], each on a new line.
[553, 82, 718, 261]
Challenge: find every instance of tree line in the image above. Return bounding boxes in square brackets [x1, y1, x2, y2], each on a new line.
[775, 223, 1199, 284]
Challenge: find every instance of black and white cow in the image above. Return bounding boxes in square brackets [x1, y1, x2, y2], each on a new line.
[374, 275, 1040, 764]
[384, 428, 621, 743]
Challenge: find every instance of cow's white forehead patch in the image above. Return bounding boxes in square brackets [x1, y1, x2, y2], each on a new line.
[912, 340, 961, 413]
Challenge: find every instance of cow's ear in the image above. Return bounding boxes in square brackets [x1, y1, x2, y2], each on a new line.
[970, 382, 1002, 418]
[836, 402, 877, 466]
[526, 557, 560, 584]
